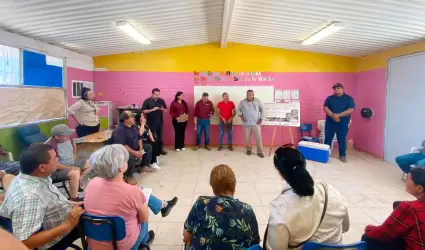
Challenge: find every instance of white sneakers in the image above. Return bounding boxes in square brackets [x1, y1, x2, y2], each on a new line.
[150, 163, 161, 170]
[176, 148, 185, 152]
[181, 148, 186, 151]
[176, 149, 181, 152]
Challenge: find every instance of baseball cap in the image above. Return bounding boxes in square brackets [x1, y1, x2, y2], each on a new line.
[332, 83, 344, 89]
[202, 92, 209, 97]
[51, 124, 75, 137]
[119, 111, 136, 122]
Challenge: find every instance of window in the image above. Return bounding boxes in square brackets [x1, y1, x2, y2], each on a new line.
[23, 50, 63, 88]
[72, 80, 94, 98]
[0, 44, 20, 85]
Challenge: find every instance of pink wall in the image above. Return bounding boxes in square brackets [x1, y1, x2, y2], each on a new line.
[66, 67, 94, 129]
[351, 69, 386, 158]
[94, 71, 356, 146]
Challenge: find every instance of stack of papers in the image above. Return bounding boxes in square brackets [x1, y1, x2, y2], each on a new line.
[141, 188, 152, 201]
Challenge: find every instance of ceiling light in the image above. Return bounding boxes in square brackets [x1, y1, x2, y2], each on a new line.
[301, 22, 344, 46]
[115, 21, 151, 45]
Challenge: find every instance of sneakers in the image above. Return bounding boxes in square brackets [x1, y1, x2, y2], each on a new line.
[247, 151, 252, 156]
[193, 146, 200, 151]
[228, 146, 234, 151]
[160, 150, 168, 155]
[139, 230, 155, 249]
[339, 156, 347, 163]
[217, 146, 223, 151]
[156, 156, 160, 164]
[150, 163, 161, 170]
[205, 146, 212, 151]
[139, 166, 155, 172]
[181, 148, 186, 151]
[161, 197, 178, 217]
[176, 149, 181, 152]
[257, 153, 265, 158]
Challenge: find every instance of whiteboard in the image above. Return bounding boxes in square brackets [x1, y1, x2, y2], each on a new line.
[194, 86, 274, 125]
[385, 52, 425, 163]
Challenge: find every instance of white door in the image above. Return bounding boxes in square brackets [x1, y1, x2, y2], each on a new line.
[385, 52, 425, 163]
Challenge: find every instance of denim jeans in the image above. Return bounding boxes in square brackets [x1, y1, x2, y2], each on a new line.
[395, 153, 425, 174]
[219, 121, 233, 147]
[130, 223, 149, 250]
[324, 121, 349, 157]
[148, 193, 162, 215]
[196, 119, 210, 146]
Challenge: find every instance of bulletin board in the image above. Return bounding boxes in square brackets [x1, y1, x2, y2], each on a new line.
[193, 86, 274, 125]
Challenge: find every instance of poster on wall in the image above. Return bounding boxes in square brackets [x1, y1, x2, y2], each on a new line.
[263, 103, 300, 127]
[274, 89, 282, 102]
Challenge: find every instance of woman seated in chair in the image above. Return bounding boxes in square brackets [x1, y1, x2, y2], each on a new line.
[139, 114, 160, 171]
[361, 166, 425, 250]
[84, 144, 176, 249]
[264, 145, 349, 250]
[183, 164, 260, 250]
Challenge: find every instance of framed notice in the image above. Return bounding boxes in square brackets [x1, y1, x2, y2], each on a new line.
[263, 103, 300, 127]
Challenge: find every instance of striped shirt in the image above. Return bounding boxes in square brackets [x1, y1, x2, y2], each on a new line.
[0, 173, 72, 249]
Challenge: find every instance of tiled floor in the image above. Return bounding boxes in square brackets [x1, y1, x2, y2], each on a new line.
[69, 146, 409, 249]
[124, 146, 411, 249]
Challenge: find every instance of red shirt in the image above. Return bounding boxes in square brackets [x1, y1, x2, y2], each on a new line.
[217, 101, 235, 121]
[194, 100, 214, 119]
[365, 200, 425, 249]
[169, 101, 188, 119]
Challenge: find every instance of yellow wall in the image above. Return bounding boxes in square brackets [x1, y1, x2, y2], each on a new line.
[358, 41, 425, 71]
[94, 42, 357, 73]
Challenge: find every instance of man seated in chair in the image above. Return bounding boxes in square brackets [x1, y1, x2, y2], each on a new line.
[0, 144, 85, 250]
[45, 124, 91, 201]
[395, 140, 425, 174]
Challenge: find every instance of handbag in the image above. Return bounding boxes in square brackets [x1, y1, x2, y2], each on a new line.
[263, 183, 329, 249]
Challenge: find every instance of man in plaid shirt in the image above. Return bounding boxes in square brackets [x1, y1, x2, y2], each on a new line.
[362, 166, 425, 250]
[0, 144, 84, 250]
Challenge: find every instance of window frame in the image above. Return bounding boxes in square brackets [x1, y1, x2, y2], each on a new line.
[0, 43, 68, 129]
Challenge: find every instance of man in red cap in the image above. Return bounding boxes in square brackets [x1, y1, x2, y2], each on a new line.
[323, 83, 355, 163]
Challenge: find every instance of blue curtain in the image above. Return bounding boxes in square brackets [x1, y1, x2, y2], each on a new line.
[23, 50, 63, 87]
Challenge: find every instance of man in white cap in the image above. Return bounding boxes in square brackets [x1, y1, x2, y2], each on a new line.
[45, 124, 91, 201]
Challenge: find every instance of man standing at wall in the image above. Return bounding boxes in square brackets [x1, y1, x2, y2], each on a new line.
[217, 92, 236, 151]
[194, 92, 214, 151]
[142, 88, 168, 156]
[323, 83, 355, 163]
[238, 90, 265, 158]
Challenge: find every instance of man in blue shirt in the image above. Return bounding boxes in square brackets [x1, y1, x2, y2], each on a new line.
[323, 83, 355, 163]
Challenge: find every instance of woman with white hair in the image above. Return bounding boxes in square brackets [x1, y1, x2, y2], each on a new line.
[84, 144, 177, 249]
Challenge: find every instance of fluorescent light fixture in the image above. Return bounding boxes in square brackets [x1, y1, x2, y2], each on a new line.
[301, 22, 344, 46]
[115, 21, 151, 45]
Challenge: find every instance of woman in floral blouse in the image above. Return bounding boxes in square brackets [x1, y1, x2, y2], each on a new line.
[183, 164, 260, 250]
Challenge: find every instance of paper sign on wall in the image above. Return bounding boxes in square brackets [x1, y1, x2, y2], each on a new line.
[283, 90, 291, 100]
[291, 89, 299, 100]
[274, 89, 282, 101]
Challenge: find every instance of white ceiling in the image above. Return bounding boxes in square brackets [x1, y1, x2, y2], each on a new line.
[0, 0, 424, 57]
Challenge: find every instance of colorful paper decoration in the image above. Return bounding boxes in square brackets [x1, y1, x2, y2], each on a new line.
[194, 71, 274, 85]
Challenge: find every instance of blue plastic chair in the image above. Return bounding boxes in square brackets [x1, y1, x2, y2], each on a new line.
[80, 213, 150, 250]
[17, 124, 49, 146]
[301, 241, 367, 250]
[247, 244, 262, 249]
[0, 215, 81, 250]
[300, 123, 320, 143]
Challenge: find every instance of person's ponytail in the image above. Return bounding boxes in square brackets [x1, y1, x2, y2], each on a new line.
[274, 147, 315, 197]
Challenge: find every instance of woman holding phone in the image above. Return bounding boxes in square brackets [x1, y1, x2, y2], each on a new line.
[169, 91, 189, 151]
[68, 87, 100, 137]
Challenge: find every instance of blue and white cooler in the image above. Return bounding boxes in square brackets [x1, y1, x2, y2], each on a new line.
[298, 141, 330, 163]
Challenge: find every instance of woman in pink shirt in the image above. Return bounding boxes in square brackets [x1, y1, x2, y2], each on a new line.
[84, 144, 154, 250]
